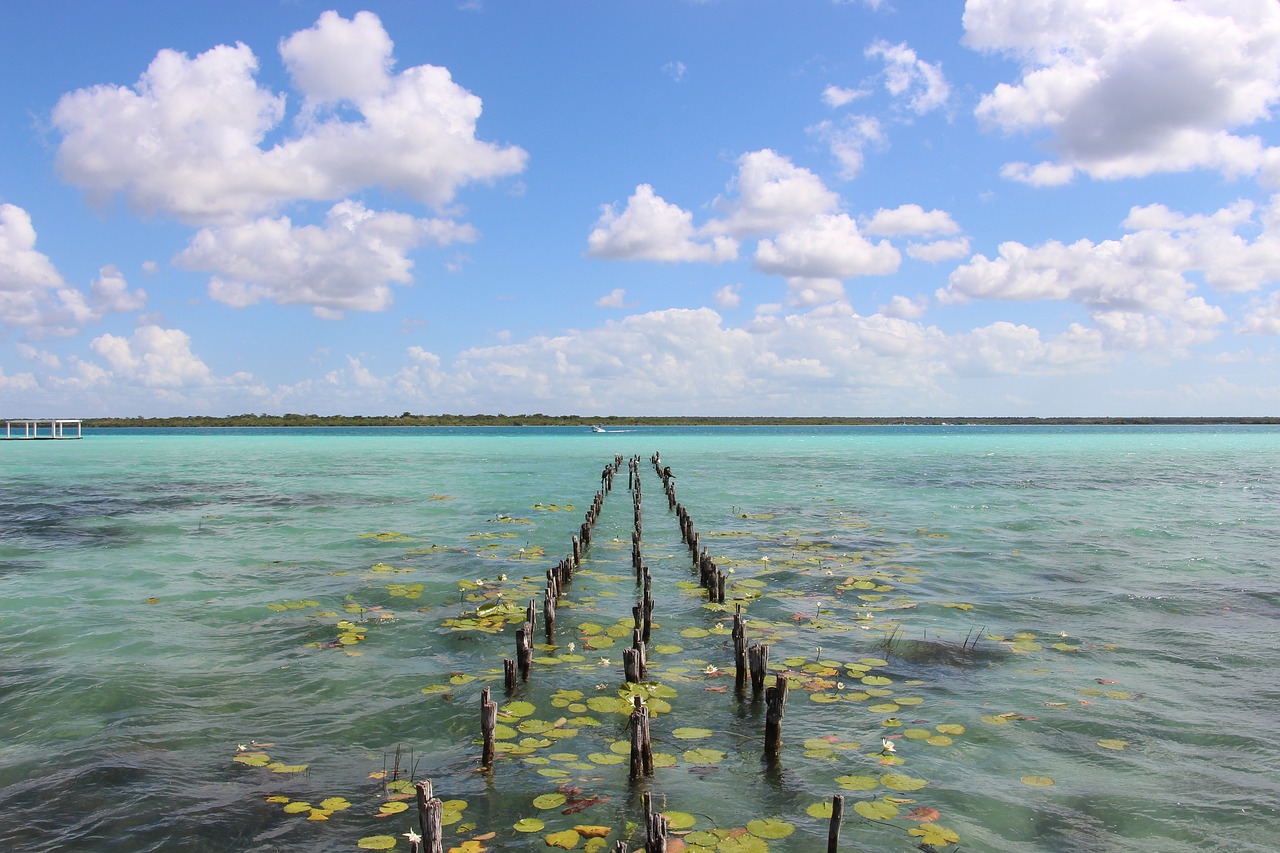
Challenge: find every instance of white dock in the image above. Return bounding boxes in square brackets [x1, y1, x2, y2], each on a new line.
[3, 418, 84, 440]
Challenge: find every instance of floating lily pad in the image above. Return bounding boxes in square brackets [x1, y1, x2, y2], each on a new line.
[806, 801, 834, 818]
[672, 727, 713, 739]
[909, 824, 960, 846]
[854, 800, 899, 820]
[835, 775, 878, 791]
[936, 724, 965, 735]
[545, 829, 581, 849]
[357, 836, 398, 850]
[1097, 738, 1127, 750]
[514, 817, 546, 832]
[665, 812, 697, 830]
[881, 773, 928, 791]
[533, 793, 567, 810]
[746, 818, 794, 839]
[1020, 775, 1056, 787]
[683, 747, 726, 764]
[379, 801, 409, 815]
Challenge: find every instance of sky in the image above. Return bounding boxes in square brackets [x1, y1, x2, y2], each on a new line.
[3, 0, 1280, 418]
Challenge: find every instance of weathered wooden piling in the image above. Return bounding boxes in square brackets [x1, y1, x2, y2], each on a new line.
[415, 780, 444, 853]
[644, 792, 668, 853]
[572, 534, 581, 566]
[827, 794, 844, 853]
[764, 674, 789, 758]
[732, 606, 748, 693]
[503, 658, 516, 694]
[480, 686, 498, 768]
[748, 643, 770, 694]
[628, 695, 654, 779]
[516, 624, 533, 681]
[543, 589, 556, 642]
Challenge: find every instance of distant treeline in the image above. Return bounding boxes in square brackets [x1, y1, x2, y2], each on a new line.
[82, 413, 1280, 428]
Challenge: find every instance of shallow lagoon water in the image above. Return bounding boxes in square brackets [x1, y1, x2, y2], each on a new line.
[1, 425, 1277, 852]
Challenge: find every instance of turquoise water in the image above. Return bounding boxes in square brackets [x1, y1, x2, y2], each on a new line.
[1, 426, 1277, 852]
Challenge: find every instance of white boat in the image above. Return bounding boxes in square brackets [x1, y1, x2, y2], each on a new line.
[591, 424, 606, 433]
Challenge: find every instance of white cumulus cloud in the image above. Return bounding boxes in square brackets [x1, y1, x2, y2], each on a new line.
[866, 40, 951, 114]
[176, 200, 475, 317]
[755, 213, 901, 281]
[52, 10, 527, 223]
[89, 325, 213, 387]
[586, 184, 737, 263]
[966, 0, 1280, 183]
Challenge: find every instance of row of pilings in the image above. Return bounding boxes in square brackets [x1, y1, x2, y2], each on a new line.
[413, 451, 849, 853]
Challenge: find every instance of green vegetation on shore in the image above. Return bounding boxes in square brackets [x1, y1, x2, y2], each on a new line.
[82, 413, 1280, 428]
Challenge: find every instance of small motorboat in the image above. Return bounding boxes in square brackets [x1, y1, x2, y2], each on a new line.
[591, 424, 606, 433]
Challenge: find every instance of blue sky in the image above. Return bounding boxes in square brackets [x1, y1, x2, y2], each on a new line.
[3, 0, 1280, 417]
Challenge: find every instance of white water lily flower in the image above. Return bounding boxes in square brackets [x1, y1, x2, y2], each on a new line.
[567, 642, 576, 653]
[881, 738, 896, 753]
[405, 828, 422, 843]
[705, 664, 719, 674]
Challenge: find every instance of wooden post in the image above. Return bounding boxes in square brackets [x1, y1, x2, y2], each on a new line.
[764, 673, 789, 758]
[572, 534, 581, 566]
[644, 791, 668, 853]
[503, 658, 516, 694]
[416, 781, 443, 853]
[516, 624, 533, 681]
[732, 606, 747, 693]
[629, 696, 654, 779]
[480, 687, 497, 768]
[748, 643, 769, 694]
[827, 794, 844, 853]
[543, 589, 556, 642]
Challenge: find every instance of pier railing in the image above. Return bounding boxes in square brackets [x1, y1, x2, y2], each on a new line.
[2, 418, 83, 440]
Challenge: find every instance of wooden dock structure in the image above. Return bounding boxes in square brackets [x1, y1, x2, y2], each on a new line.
[2, 418, 83, 440]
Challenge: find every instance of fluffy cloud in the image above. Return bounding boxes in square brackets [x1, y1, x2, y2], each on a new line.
[807, 116, 885, 180]
[965, 0, 1280, 183]
[907, 238, 972, 262]
[942, 229, 1227, 351]
[279, 10, 393, 106]
[89, 265, 148, 315]
[176, 200, 475, 317]
[1, 205, 146, 336]
[866, 40, 951, 114]
[755, 213, 900, 281]
[52, 11, 527, 223]
[865, 204, 961, 236]
[707, 150, 841, 237]
[1, 203, 68, 331]
[89, 325, 213, 387]
[586, 184, 737, 262]
[822, 85, 868, 108]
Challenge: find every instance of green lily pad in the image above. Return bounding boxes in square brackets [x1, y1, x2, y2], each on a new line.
[672, 727, 714, 739]
[746, 818, 795, 839]
[854, 800, 899, 820]
[806, 801, 834, 818]
[1097, 738, 1127, 750]
[835, 775, 878, 791]
[881, 773, 928, 791]
[683, 747, 726, 764]
[665, 812, 697, 830]
[533, 793, 567, 809]
[514, 817, 546, 832]
[1021, 775, 1056, 787]
[357, 836, 398, 850]
[545, 829, 581, 849]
